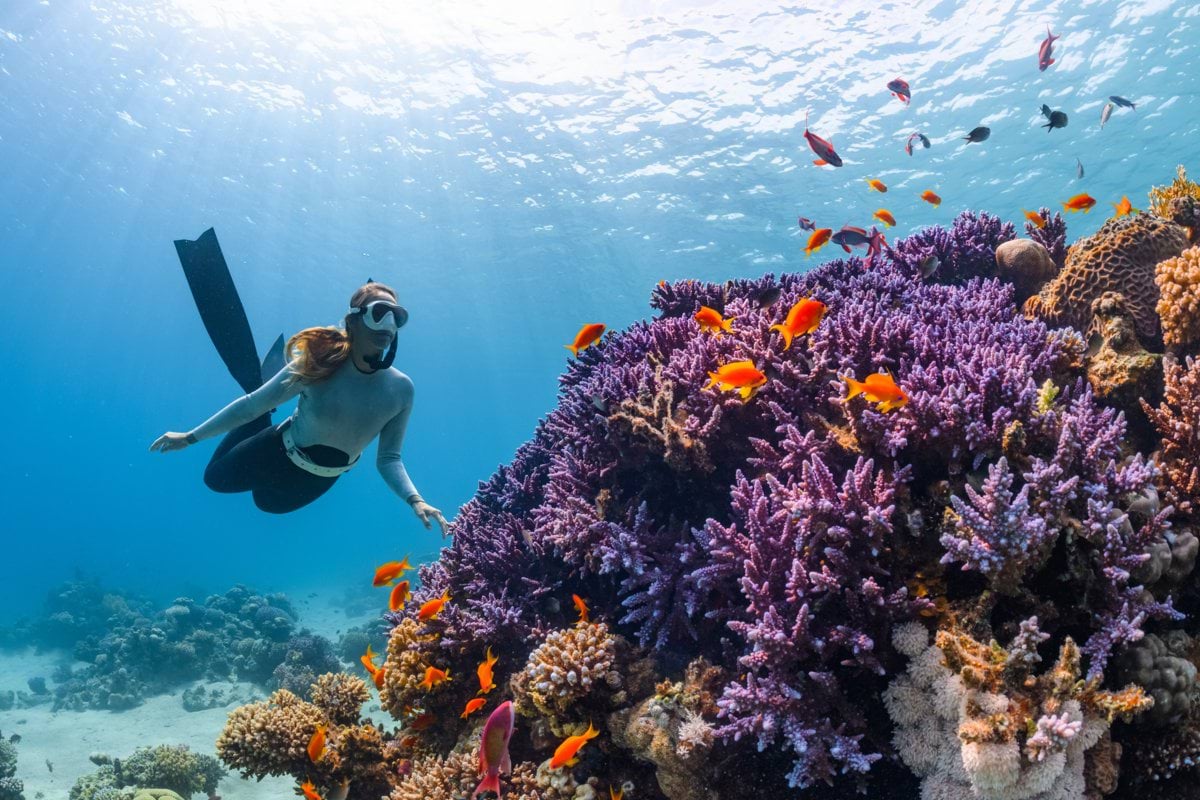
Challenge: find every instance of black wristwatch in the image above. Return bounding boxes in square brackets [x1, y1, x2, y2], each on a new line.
[185, 433, 198, 445]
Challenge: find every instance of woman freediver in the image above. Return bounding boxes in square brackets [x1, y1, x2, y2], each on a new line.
[150, 271, 448, 533]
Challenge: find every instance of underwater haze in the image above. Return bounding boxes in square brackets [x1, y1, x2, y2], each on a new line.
[0, 1, 1200, 800]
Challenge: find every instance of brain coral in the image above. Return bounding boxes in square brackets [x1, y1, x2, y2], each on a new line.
[1155, 246, 1200, 351]
[1024, 212, 1189, 343]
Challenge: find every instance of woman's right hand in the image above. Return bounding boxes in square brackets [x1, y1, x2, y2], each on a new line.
[149, 432, 193, 453]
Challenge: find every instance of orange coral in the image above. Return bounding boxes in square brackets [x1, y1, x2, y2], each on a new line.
[1024, 212, 1189, 345]
[1141, 356, 1200, 517]
[1156, 246, 1200, 351]
[1150, 165, 1200, 220]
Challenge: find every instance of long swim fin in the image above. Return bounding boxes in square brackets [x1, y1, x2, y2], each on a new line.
[174, 228, 281, 394]
[261, 333, 286, 384]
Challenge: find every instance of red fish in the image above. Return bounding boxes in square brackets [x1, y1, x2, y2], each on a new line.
[1062, 193, 1096, 213]
[307, 724, 326, 763]
[474, 701, 515, 798]
[705, 360, 768, 401]
[887, 77, 911, 105]
[462, 697, 487, 719]
[388, 580, 412, 612]
[842, 370, 909, 412]
[1038, 25, 1059, 72]
[477, 646, 499, 694]
[920, 190, 942, 208]
[873, 209, 896, 227]
[419, 665, 451, 690]
[866, 178, 888, 193]
[802, 111, 843, 168]
[693, 306, 734, 336]
[1022, 209, 1047, 229]
[572, 594, 590, 624]
[866, 227, 890, 264]
[418, 589, 451, 621]
[770, 299, 827, 351]
[373, 557, 412, 587]
[299, 781, 322, 800]
[1112, 195, 1135, 217]
[805, 228, 833, 257]
[372, 665, 387, 690]
[360, 644, 379, 677]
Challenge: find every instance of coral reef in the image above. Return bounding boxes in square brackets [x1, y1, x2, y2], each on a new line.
[1155, 246, 1200, 353]
[1024, 212, 1189, 345]
[0, 738, 24, 800]
[1149, 166, 1200, 239]
[67, 745, 222, 800]
[215, 170, 1200, 798]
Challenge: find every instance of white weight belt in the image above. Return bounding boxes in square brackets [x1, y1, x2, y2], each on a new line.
[279, 417, 358, 478]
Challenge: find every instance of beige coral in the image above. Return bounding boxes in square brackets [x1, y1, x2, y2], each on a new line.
[994, 239, 1057, 303]
[1024, 212, 1189, 345]
[311, 672, 370, 726]
[216, 688, 324, 780]
[1084, 292, 1162, 407]
[1155, 246, 1200, 351]
[511, 623, 619, 725]
[1150, 165, 1200, 221]
[387, 751, 476, 800]
[378, 617, 441, 718]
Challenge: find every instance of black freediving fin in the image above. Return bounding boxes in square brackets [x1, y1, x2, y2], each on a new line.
[260, 333, 286, 384]
[173, 228, 264, 395]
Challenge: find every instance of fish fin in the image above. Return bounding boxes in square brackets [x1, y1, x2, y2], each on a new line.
[770, 324, 793, 351]
[739, 386, 754, 401]
[704, 372, 718, 389]
[722, 317, 735, 333]
[812, 159, 827, 166]
[841, 244, 851, 253]
[564, 344, 577, 356]
[501, 750, 512, 774]
[473, 772, 500, 798]
[842, 377, 865, 400]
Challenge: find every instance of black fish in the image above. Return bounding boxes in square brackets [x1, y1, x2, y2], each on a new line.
[1042, 110, 1068, 131]
[1041, 103, 1053, 119]
[831, 226, 870, 252]
[919, 255, 941, 279]
[756, 286, 782, 308]
[963, 126, 990, 143]
[1109, 95, 1136, 110]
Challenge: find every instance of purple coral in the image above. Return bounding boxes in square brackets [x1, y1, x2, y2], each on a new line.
[1025, 712, 1082, 762]
[1024, 206, 1069, 269]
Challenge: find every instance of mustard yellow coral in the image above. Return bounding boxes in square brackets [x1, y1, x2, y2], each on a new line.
[378, 617, 440, 718]
[387, 751, 476, 800]
[215, 689, 323, 779]
[310, 672, 370, 726]
[1156, 246, 1200, 350]
[1150, 165, 1200, 219]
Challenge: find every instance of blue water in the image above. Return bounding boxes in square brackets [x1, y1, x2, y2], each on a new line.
[1, 0, 1197, 621]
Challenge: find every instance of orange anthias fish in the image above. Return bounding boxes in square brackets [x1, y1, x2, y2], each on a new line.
[704, 360, 768, 401]
[388, 580, 412, 612]
[770, 298, 827, 351]
[565, 323, 606, 356]
[373, 557, 412, 587]
[610, 787, 624, 800]
[693, 305, 734, 336]
[1022, 209, 1047, 228]
[842, 370, 910, 413]
[920, 190, 941, 208]
[360, 644, 379, 676]
[419, 665, 451, 691]
[550, 722, 600, 770]
[410, 712, 437, 731]
[462, 697, 487, 719]
[866, 178, 888, 193]
[572, 594, 590, 624]
[805, 227, 833, 257]
[372, 666, 387, 690]
[1112, 195, 1135, 216]
[873, 209, 896, 227]
[418, 589, 451, 621]
[1063, 193, 1097, 213]
[299, 781, 322, 800]
[307, 724, 327, 763]
[477, 646, 499, 694]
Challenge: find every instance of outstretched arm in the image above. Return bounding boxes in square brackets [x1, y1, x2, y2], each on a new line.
[378, 376, 449, 536]
[149, 363, 303, 452]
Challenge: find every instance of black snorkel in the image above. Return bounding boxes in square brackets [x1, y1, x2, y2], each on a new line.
[362, 334, 398, 372]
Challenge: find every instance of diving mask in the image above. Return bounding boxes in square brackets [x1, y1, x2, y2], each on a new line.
[350, 300, 409, 334]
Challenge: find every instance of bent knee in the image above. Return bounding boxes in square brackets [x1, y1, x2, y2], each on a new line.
[204, 462, 249, 494]
[253, 491, 303, 514]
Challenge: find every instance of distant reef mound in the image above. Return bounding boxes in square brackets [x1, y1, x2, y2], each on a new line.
[220, 168, 1200, 800]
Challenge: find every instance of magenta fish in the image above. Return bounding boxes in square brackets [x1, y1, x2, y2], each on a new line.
[866, 226, 890, 264]
[802, 111, 843, 168]
[1038, 25, 1059, 71]
[473, 701, 514, 798]
[886, 77, 910, 105]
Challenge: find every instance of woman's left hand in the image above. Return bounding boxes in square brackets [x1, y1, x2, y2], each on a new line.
[412, 501, 450, 537]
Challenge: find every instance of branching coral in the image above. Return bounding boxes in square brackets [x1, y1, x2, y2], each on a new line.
[378, 618, 441, 719]
[1155, 246, 1200, 352]
[1024, 208, 1069, 271]
[511, 622, 619, 726]
[311, 672, 371, 726]
[1024, 212, 1189, 345]
[1149, 165, 1200, 224]
[1142, 356, 1200, 517]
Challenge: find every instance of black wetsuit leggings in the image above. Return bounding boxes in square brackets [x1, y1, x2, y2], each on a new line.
[203, 414, 347, 514]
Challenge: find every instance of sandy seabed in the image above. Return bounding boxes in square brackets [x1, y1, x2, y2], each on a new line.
[0, 590, 381, 799]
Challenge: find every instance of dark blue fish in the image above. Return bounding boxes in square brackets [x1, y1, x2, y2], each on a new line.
[1109, 95, 1136, 110]
[963, 126, 990, 143]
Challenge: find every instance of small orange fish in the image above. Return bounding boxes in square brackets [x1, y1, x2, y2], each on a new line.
[805, 227, 833, 257]
[372, 665, 387, 690]
[410, 712, 437, 731]
[299, 781, 321, 800]
[1063, 193, 1096, 213]
[770, 298, 827, 351]
[693, 305, 734, 335]
[477, 646, 499, 694]
[1112, 195, 1135, 216]
[872, 209, 896, 227]
[866, 178, 888, 193]
[610, 787, 624, 800]
[419, 665, 451, 691]
[704, 360, 768, 401]
[373, 557, 412, 587]
[307, 724, 326, 763]
[1022, 209, 1047, 229]
[388, 580, 412, 612]
[360, 644, 379, 676]
[550, 721, 600, 769]
[572, 594, 590, 624]
[418, 589, 451, 621]
[565, 323, 606, 356]
[461, 697, 487, 719]
[920, 190, 941, 208]
[841, 370, 909, 413]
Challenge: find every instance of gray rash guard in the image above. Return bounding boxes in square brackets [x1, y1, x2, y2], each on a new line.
[187, 360, 420, 502]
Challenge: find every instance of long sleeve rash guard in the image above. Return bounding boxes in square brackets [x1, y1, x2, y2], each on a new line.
[187, 360, 420, 502]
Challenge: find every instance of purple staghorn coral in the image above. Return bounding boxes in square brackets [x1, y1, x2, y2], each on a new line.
[1025, 206, 1069, 269]
[384, 210, 1178, 791]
